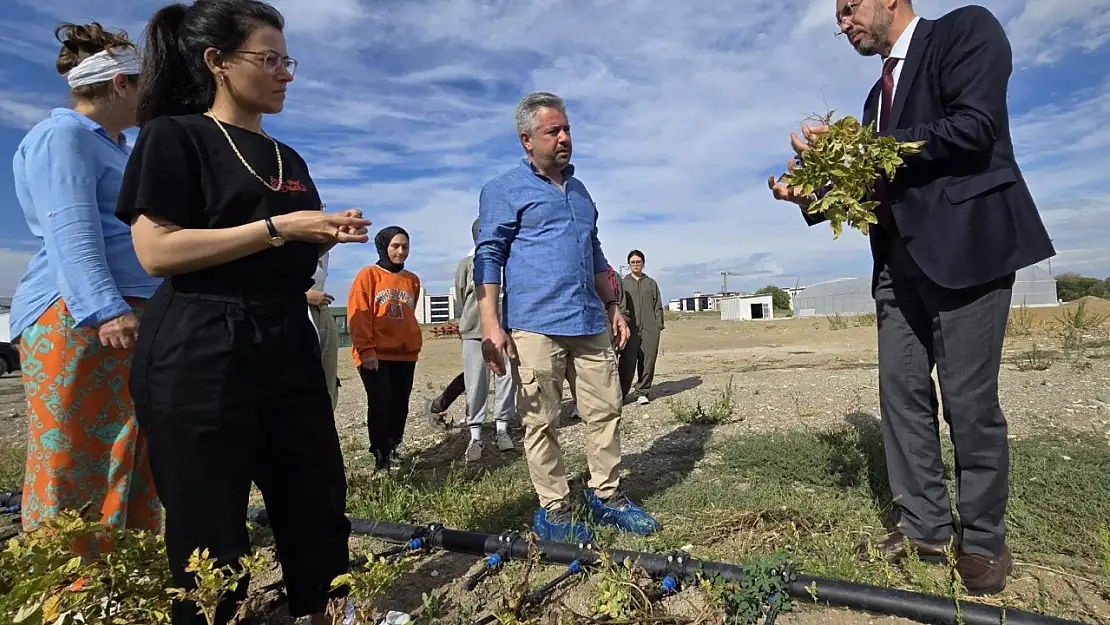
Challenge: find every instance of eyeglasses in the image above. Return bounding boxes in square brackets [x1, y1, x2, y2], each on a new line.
[234, 49, 298, 76]
[836, 0, 863, 25]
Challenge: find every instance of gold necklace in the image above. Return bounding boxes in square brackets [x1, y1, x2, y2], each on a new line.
[204, 111, 284, 192]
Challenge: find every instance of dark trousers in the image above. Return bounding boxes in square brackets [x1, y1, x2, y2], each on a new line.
[875, 262, 1013, 556]
[431, 371, 466, 413]
[131, 284, 351, 624]
[618, 329, 660, 397]
[358, 360, 417, 453]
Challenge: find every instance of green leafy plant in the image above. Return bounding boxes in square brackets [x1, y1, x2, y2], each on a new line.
[671, 376, 735, 425]
[777, 111, 925, 239]
[168, 549, 267, 625]
[699, 554, 797, 625]
[590, 552, 652, 621]
[0, 509, 173, 624]
[0, 508, 265, 625]
[327, 553, 411, 625]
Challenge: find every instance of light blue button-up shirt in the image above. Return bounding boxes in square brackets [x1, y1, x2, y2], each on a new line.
[474, 158, 609, 337]
[8, 108, 161, 339]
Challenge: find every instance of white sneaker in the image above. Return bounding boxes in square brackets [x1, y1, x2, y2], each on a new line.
[465, 439, 484, 462]
[495, 432, 514, 451]
[636, 394, 650, 405]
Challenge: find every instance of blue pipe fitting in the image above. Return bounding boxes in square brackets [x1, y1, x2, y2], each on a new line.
[661, 575, 677, 594]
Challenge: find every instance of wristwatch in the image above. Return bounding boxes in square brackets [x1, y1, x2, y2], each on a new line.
[264, 217, 285, 247]
[605, 300, 619, 311]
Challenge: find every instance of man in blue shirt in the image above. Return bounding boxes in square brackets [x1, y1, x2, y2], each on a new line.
[474, 91, 661, 542]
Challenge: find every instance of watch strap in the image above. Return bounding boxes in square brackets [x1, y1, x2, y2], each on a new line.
[264, 217, 280, 238]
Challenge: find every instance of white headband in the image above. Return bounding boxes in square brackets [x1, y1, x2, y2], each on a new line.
[64, 48, 141, 89]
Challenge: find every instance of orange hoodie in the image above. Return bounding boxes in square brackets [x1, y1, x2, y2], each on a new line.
[348, 265, 424, 366]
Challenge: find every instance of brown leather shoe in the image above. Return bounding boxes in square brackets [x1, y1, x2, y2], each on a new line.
[957, 546, 1013, 595]
[863, 531, 950, 563]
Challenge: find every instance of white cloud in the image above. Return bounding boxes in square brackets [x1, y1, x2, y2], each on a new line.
[0, 89, 57, 129]
[2, 0, 1109, 303]
[0, 249, 34, 299]
[1004, 0, 1110, 65]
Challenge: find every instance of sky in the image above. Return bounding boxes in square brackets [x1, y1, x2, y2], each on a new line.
[1, 0, 1109, 304]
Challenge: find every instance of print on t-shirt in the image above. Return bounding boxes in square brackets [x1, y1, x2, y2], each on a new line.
[272, 177, 307, 193]
[375, 287, 415, 320]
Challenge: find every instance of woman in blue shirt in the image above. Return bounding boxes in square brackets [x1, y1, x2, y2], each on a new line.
[8, 22, 162, 539]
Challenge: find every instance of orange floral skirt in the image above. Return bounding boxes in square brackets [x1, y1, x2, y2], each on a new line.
[18, 298, 161, 534]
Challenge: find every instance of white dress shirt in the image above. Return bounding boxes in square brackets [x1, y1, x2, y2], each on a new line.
[307, 252, 330, 333]
[878, 15, 922, 130]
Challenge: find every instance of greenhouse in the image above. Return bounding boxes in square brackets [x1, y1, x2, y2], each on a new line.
[792, 264, 1058, 317]
[792, 277, 874, 317]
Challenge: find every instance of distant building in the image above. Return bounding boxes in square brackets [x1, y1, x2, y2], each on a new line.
[667, 291, 741, 312]
[414, 288, 458, 325]
[792, 264, 1058, 317]
[719, 294, 774, 321]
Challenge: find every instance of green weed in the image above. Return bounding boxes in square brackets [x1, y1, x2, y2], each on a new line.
[670, 376, 736, 425]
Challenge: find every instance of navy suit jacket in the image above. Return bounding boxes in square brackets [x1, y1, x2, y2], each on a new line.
[805, 5, 1055, 293]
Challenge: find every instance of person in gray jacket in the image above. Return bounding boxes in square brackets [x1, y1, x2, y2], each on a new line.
[619, 249, 664, 404]
[457, 217, 516, 460]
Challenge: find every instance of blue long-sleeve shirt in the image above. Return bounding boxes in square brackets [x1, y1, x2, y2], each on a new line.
[474, 158, 609, 337]
[8, 108, 161, 339]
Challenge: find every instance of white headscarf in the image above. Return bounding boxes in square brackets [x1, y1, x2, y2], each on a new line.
[65, 48, 141, 89]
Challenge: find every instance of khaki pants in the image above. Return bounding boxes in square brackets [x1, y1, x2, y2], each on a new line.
[511, 329, 623, 508]
[309, 304, 340, 411]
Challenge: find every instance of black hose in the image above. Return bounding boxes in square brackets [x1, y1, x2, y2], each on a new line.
[247, 510, 1089, 625]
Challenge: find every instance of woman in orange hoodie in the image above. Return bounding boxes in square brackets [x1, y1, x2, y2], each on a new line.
[347, 226, 423, 472]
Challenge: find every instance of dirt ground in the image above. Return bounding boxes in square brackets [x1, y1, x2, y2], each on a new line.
[0, 298, 1108, 624]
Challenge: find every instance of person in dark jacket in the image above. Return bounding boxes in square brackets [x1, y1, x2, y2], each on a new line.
[769, 1, 1055, 595]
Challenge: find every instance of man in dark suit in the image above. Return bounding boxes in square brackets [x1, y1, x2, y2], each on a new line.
[769, 0, 1055, 595]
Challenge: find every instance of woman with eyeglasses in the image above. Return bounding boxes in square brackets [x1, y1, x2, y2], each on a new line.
[115, 1, 369, 623]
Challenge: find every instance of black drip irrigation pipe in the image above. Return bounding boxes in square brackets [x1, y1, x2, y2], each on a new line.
[246, 510, 1091, 625]
[0, 491, 21, 515]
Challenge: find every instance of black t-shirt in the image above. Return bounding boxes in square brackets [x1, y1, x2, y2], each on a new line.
[116, 113, 322, 294]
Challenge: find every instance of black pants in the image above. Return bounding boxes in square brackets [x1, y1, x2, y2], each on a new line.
[431, 371, 466, 413]
[358, 360, 417, 453]
[875, 257, 1014, 556]
[131, 283, 351, 624]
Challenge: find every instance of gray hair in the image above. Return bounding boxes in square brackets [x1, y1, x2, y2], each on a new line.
[515, 91, 566, 136]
